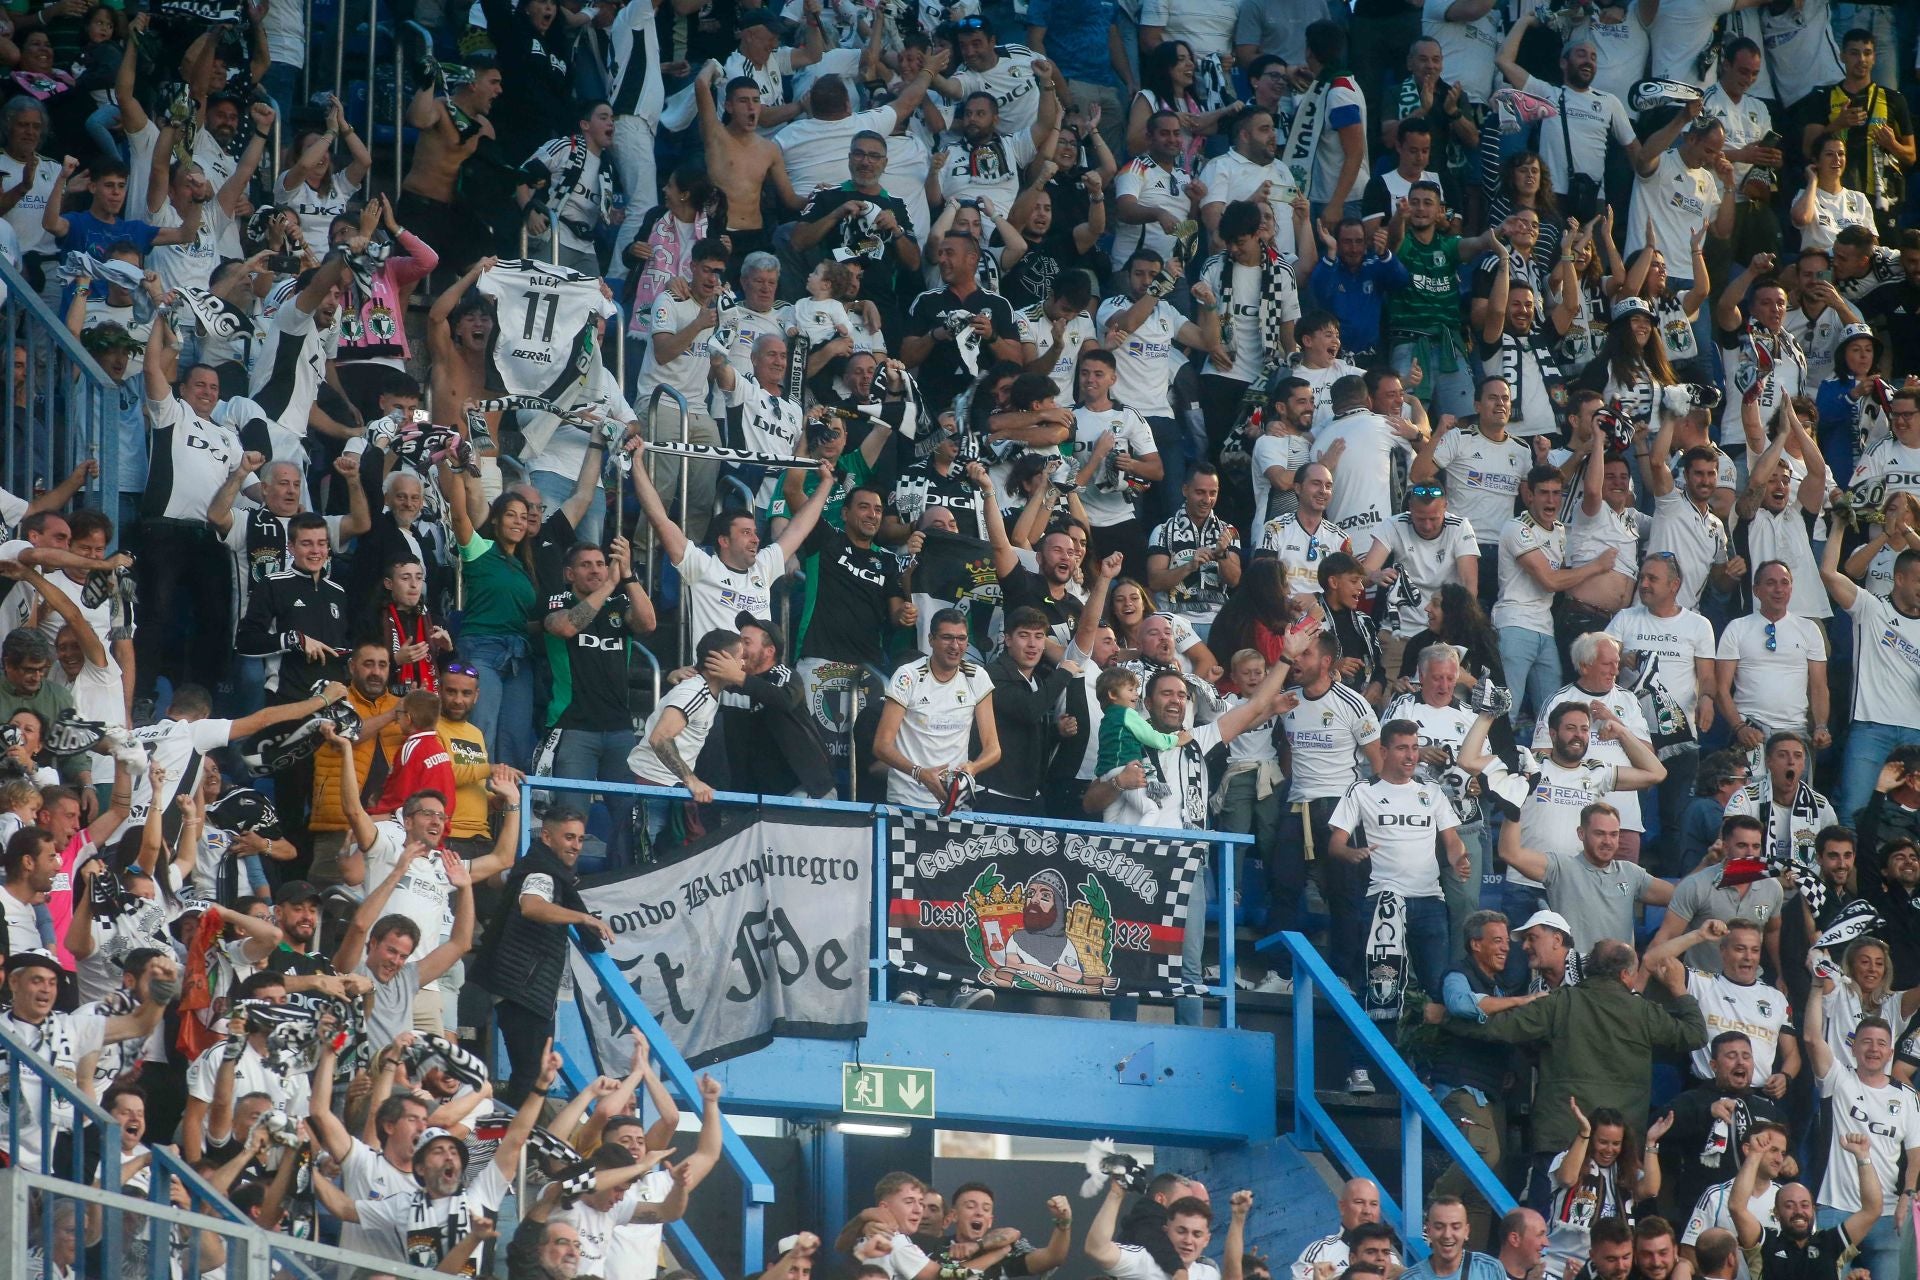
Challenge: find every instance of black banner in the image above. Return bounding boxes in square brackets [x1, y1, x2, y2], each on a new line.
[887, 814, 1206, 998]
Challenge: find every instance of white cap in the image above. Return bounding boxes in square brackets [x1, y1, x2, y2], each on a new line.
[1516, 910, 1574, 937]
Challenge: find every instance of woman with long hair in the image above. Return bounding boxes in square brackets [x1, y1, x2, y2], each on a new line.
[1547, 1102, 1668, 1258]
[1206, 559, 1294, 690]
[442, 468, 542, 771]
[1486, 151, 1562, 272]
[1394, 582, 1504, 689]
[1611, 236, 1712, 379]
[626, 163, 727, 353]
[1579, 297, 1681, 433]
[1814, 936, 1920, 1070]
[1791, 135, 1874, 253]
[277, 96, 375, 248]
[1105, 576, 1217, 675]
[1557, 208, 1625, 380]
[1815, 323, 1886, 482]
[1125, 41, 1230, 168]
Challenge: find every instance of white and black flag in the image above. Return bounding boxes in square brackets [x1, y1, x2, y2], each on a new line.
[569, 812, 872, 1067]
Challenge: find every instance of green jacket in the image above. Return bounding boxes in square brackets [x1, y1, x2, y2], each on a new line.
[1456, 979, 1708, 1153]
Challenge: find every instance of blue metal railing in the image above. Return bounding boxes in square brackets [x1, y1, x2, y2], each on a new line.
[1258, 930, 1516, 1253]
[3, 1021, 338, 1280]
[0, 256, 120, 518]
[525, 777, 1254, 1026]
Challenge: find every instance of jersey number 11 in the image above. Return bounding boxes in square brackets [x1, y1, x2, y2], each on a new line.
[522, 291, 560, 342]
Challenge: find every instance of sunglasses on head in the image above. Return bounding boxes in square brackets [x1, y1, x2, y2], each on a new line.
[443, 661, 478, 677]
[1409, 484, 1444, 500]
[954, 15, 987, 29]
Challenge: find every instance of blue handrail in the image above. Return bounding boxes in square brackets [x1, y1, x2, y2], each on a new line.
[525, 777, 1251, 1025]
[1258, 930, 1516, 1251]
[1, 1017, 125, 1277]
[0, 255, 120, 516]
[570, 943, 776, 1274]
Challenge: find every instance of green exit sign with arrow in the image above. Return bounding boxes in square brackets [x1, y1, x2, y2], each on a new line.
[842, 1063, 936, 1120]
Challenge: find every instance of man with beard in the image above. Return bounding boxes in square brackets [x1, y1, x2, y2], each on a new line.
[707, 613, 836, 799]
[1860, 838, 1920, 984]
[0, 946, 177, 1173]
[399, 57, 509, 276]
[1730, 1139, 1880, 1280]
[314, 1041, 560, 1273]
[790, 485, 911, 773]
[990, 524, 1083, 661]
[1200, 108, 1300, 256]
[1659, 1029, 1789, 1224]
[1001, 866, 1078, 980]
[791, 132, 921, 343]
[1494, 13, 1634, 208]
[306, 641, 403, 886]
[904, 232, 1024, 418]
[1681, 1121, 1787, 1267]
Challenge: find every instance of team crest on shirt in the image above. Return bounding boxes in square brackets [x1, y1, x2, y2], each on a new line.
[1756, 999, 1771, 1017]
[1417, 791, 1430, 806]
[1322, 710, 1335, 726]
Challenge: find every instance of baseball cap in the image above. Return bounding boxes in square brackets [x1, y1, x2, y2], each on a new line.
[5, 947, 63, 978]
[735, 7, 789, 33]
[735, 610, 786, 654]
[277, 880, 321, 905]
[1610, 297, 1654, 323]
[1515, 909, 1574, 937]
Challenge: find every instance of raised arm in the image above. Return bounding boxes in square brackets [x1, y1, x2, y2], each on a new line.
[1496, 809, 1551, 883]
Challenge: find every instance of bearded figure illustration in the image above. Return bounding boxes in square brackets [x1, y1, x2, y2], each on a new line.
[1000, 868, 1083, 981]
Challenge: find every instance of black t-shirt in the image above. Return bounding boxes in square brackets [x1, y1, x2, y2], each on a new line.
[532, 509, 578, 596]
[1862, 280, 1920, 379]
[1792, 83, 1912, 197]
[1000, 564, 1080, 643]
[903, 284, 1020, 415]
[798, 527, 905, 665]
[263, 944, 333, 978]
[544, 587, 637, 730]
[1002, 226, 1078, 309]
[798, 183, 917, 309]
[1752, 1226, 1852, 1280]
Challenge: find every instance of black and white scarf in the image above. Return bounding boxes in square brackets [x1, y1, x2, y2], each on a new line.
[1364, 892, 1408, 1022]
[644, 440, 823, 469]
[1281, 77, 1335, 192]
[542, 133, 616, 240]
[1213, 245, 1295, 379]
[172, 287, 252, 340]
[1748, 777, 1828, 915]
[1492, 328, 1567, 421]
[60, 251, 145, 293]
[1527, 947, 1585, 995]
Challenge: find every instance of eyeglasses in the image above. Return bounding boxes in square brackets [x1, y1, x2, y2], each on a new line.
[1409, 484, 1444, 500]
[850, 149, 887, 161]
[1765, 620, 1778, 652]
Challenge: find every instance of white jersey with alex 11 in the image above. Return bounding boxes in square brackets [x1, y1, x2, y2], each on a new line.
[475, 260, 619, 402]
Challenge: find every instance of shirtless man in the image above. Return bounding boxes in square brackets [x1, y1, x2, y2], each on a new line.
[696, 64, 806, 275]
[398, 61, 506, 275]
[427, 257, 503, 484]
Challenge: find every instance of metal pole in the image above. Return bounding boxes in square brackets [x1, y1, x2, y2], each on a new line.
[364, 0, 377, 199]
[332, 0, 346, 103]
[302, 0, 312, 101]
[394, 23, 406, 200]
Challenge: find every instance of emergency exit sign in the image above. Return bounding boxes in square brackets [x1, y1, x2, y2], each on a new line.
[842, 1063, 936, 1119]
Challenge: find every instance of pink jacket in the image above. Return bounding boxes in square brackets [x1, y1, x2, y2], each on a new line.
[337, 230, 438, 363]
[628, 209, 712, 338]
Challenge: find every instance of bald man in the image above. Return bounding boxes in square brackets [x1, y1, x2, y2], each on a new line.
[1292, 1181, 1388, 1280]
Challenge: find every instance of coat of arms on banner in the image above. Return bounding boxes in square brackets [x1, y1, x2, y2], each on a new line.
[888, 814, 1204, 999]
[964, 863, 1119, 994]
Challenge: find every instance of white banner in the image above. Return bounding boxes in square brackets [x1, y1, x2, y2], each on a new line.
[568, 813, 872, 1067]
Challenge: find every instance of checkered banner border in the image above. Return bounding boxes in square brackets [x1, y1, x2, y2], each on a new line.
[886, 813, 1209, 998]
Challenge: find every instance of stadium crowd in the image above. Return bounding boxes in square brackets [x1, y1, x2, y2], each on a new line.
[4, 0, 1920, 1278]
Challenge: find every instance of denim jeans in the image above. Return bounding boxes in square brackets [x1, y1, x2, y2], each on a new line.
[1441, 821, 1490, 960]
[1174, 851, 1210, 1026]
[1497, 625, 1561, 730]
[1142, 414, 1186, 527]
[260, 62, 300, 118]
[1649, 743, 1700, 877]
[531, 467, 606, 545]
[1838, 720, 1920, 824]
[1499, 878, 1548, 985]
[1354, 891, 1451, 999]
[463, 633, 536, 772]
[552, 726, 638, 867]
[1391, 342, 1474, 419]
[1815, 1205, 1898, 1279]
